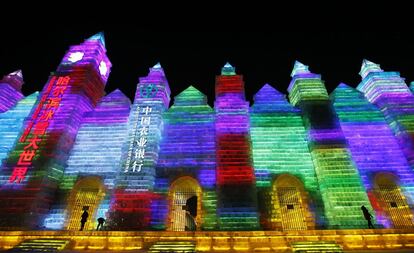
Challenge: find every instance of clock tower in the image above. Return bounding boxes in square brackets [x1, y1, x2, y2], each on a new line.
[0, 32, 111, 228]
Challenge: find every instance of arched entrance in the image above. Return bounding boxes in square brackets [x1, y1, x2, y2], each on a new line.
[167, 176, 202, 231]
[271, 174, 314, 230]
[66, 177, 105, 230]
[373, 173, 414, 228]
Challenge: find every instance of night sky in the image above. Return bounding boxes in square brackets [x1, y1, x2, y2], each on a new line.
[0, 6, 412, 107]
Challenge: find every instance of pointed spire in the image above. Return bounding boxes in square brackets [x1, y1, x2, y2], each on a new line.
[224, 62, 233, 68]
[336, 82, 352, 89]
[258, 83, 284, 96]
[252, 83, 300, 113]
[174, 85, 208, 106]
[359, 59, 383, 79]
[87, 32, 106, 47]
[153, 62, 162, 69]
[150, 62, 164, 73]
[291, 61, 310, 77]
[149, 62, 165, 74]
[107, 88, 127, 97]
[101, 89, 131, 103]
[176, 85, 204, 98]
[1, 69, 24, 92]
[254, 83, 285, 102]
[9, 70, 23, 79]
[221, 62, 236, 75]
[331, 82, 361, 101]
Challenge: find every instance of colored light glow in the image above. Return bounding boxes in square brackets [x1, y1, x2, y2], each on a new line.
[111, 63, 170, 230]
[215, 63, 259, 230]
[0, 93, 38, 176]
[99, 61, 108, 76]
[0, 71, 24, 113]
[0, 230, 414, 251]
[250, 84, 322, 229]
[117, 63, 170, 192]
[0, 32, 111, 228]
[60, 32, 111, 84]
[357, 59, 414, 178]
[289, 62, 373, 229]
[8, 75, 69, 183]
[288, 61, 329, 106]
[157, 86, 217, 230]
[68, 52, 84, 63]
[43, 90, 131, 229]
[2, 35, 414, 235]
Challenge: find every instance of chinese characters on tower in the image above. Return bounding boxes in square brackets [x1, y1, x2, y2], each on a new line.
[9, 76, 70, 183]
[124, 105, 152, 173]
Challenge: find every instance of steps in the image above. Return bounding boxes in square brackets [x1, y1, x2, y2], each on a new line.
[8, 239, 71, 252]
[291, 241, 343, 253]
[148, 241, 196, 253]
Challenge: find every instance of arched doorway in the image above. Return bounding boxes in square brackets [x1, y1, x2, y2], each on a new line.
[167, 176, 202, 231]
[66, 177, 105, 230]
[373, 173, 414, 228]
[271, 174, 314, 230]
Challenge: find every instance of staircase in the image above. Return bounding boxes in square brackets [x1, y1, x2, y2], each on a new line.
[148, 241, 196, 253]
[8, 239, 71, 252]
[291, 241, 343, 253]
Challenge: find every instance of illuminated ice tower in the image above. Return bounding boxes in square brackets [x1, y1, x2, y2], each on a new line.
[332, 83, 414, 228]
[43, 90, 131, 230]
[110, 63, 170, 230]
[358, 60, 414, 172]
[0, 71, 38, 175]
[288, 61, 372, 229]
[0, 32, 111, 228]
[156, 86, 217, 230]
[214, 63, 259, 230]
[250, 84, 324, 230]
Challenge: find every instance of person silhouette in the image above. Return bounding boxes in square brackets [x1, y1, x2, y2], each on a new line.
[96, 217, 106, 231]
[361, 205, 374, 229]
[80, 210, 89, 231]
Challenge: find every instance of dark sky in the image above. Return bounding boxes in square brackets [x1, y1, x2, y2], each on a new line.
[0, 5, 412, 107]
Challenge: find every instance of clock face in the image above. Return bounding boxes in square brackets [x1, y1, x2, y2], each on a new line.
[139, 84, 158, 98]
[99, 61, 108, 76]
[68, 52, 84, 63]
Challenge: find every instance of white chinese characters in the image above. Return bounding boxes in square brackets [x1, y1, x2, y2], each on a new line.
[124, 106, 152, 173]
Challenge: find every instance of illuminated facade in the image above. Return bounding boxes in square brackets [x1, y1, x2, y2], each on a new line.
[1, 33, 414, 251]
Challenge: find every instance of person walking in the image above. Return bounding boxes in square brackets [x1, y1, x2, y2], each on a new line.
[80, 210, 89, 231]
[361, 205, 374, 229]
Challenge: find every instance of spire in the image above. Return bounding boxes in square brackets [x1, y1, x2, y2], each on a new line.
[9, 70, 23, 79]
[153, 62, 162, 69]
[291, 61, 311, 77]
[149, 62, 165, 74]
[336, 82, 352, 90]
[174, 85, 207, 106]
[330, 83, 364, 101]
[1, 69, 24, 92]
[254, 83, 285, 101]
[256, 83, 284, 97]
[100, 89, 131, 105]
[359, 59, 383, 79]
[221, 62, 236, 75]
[87, 32, 106, 47]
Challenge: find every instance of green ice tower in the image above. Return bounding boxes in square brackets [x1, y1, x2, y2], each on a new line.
[288, 61, 373, 229]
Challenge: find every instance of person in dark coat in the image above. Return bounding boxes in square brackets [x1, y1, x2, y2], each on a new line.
[80, 210, 89, 231]
[96, 217, 106, 230]
[361, 205, 374, 229]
